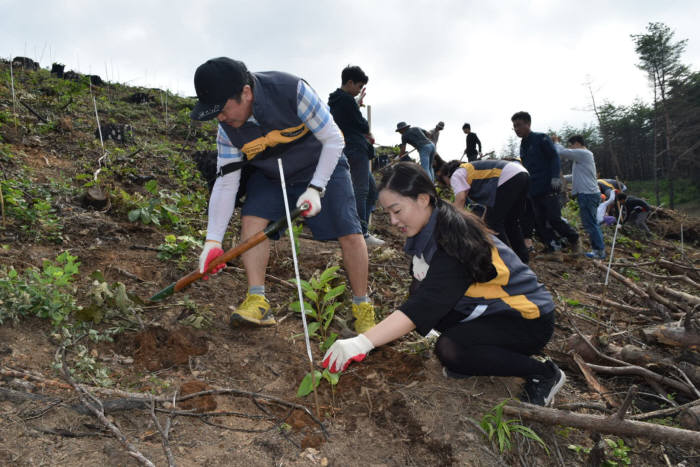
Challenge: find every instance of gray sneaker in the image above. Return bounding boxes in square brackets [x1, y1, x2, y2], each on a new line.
[364, 234, 385, 248]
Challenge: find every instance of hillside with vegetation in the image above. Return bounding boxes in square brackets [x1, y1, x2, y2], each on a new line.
[1, 56, 699, 466]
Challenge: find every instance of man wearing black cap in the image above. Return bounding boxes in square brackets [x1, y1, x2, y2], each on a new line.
[191, 57, 376, 333]
[395, 122, 436, 181]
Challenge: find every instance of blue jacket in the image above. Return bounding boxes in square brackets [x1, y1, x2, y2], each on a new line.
[519, 131, 560, 197]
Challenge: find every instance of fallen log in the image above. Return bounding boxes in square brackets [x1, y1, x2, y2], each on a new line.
[642, 323, 700, 350]
[618, 345, 700, 390]
[657, 259, 700, 281]
[592, 260, 649, 298]
[657, 285, 700, 306]
[647, 284, 687, 315]
[679, 406, 700, 431]
[504, 402, 700, 447]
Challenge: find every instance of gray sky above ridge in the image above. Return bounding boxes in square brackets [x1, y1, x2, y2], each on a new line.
[2, 0, 699, 161]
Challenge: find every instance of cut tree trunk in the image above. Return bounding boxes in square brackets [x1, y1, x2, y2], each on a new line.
[503, 402, 700, 447]
[642, 324, 700, 350]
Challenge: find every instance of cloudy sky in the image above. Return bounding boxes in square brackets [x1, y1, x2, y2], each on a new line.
[2, 0, 699, 160]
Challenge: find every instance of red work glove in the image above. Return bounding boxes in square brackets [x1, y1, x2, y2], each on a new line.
[198, 240, 225, 279]
[322, 334, 374, 373]
[296, 187, 322, 217]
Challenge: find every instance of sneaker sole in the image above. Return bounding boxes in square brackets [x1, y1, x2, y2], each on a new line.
[544, 370, 567, 407]
[229, 313, 276, 327]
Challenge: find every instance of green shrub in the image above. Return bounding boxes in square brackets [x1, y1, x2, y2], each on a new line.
[0, 251, 79, 326]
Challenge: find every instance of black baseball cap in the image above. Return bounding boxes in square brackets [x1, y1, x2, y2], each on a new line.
[191, 57, 249, 121]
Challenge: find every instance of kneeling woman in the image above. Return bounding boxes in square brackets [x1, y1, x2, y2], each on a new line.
[323, 162, 565, 406]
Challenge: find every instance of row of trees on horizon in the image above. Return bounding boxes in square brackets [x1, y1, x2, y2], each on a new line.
[500, 22, 698, 209]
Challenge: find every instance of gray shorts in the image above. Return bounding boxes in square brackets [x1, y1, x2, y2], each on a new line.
[241, 156, 362, 241]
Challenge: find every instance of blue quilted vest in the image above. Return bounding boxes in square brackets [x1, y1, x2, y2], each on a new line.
[219, 71, 323, 184]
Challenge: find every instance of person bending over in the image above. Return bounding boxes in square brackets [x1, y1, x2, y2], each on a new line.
[438, 159, 530, 263]
[322, 162, 566, 407]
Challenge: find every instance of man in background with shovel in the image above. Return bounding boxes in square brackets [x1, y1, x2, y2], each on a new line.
[190, 57, 376, 333]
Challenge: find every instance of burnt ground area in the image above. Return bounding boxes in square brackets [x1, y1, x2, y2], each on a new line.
[1, 63, 699, 466]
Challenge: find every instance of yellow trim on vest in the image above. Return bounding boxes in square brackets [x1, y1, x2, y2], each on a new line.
[460, 163, 502, 185]
[598, 179, 615, 190]
[465, 247, 541, 319]
[240, 123, 310, 160]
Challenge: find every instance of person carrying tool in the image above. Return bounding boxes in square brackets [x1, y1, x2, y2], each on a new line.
[191, 57, 376, 332]
[396, 121, 436, 181]
[552, 134, 606, 260]
[437, 159, 530, 264]
[328, 65, 384, 247]
[321, 162, 566, 407]
[511, 111, 580, 261]
[462, 123, 482, 162]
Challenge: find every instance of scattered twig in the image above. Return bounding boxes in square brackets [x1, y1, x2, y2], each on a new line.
[585, 363, 694, 397]
[60, 348, 156, 467]
[572, 353, 619, 407]
[19, 100, 48, 124]
[149, 398, 176, 467]
[630, 398, 700, 421]
[615, 385, 637, 420]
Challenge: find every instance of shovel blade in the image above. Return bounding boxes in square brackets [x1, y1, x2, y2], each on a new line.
[149, 283, 175, 302]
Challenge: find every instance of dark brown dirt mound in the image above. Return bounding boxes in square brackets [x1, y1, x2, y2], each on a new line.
[115, 325, 208, 371]
[179, 380, 217, 412]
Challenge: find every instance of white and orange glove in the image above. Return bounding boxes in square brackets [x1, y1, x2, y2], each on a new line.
[198, 240, 225, 280]
[322, 334, 374, 373]
[296, 186, 322, 217]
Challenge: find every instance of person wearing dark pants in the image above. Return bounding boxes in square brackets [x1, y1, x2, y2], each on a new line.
[511, 111, 579, 260]
[328, 65, 384, 247]
[321, 163, 566, 407]
[462, 123, 482, 162]
[438, 159, 530, 263]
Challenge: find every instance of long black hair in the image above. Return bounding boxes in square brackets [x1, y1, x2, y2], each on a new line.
[378, 162, 494, 282]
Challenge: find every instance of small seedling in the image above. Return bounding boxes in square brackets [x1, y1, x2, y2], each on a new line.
[479, 399, 549, 454]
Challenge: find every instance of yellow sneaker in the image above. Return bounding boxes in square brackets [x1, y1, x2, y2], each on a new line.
[230, 294, 276, 327]
[352, 302, 376, 333]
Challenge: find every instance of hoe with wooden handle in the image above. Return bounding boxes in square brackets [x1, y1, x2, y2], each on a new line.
[149, 203, 307, 302]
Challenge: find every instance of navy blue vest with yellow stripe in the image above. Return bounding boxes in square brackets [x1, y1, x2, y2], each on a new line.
[459, 160, 509, 207]
[455, 238, 554, 320]
[409, 209, 554, 322]
[219, 71, 323, 184]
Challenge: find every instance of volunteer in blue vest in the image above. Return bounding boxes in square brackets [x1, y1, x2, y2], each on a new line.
[321, 162, 566, 407]
[438, 159, 530, 264]
[191, 57, 375, 333]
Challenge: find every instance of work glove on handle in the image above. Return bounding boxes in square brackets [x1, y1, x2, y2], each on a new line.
[296, 187, 322, 217]
[322, 334, 374, 373]
[199, 240, 225, 280]
[550, 177, 562, 193]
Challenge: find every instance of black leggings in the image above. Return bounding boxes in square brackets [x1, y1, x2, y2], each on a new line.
[484, 172, 530, 263]
[435, 312, 554, 378]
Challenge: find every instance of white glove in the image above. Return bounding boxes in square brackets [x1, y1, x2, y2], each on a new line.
[296, 187, 322, 217]
[322, 334, 374, 373]
[550, 177, 562, 192]
[198, 240, 225, 279]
